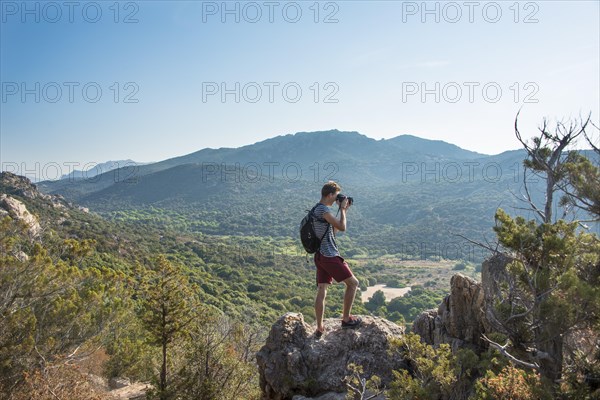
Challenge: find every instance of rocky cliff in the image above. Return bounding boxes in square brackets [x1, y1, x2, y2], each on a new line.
[411, 273, 490, 351]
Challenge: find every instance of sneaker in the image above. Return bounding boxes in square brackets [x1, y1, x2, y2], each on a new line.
[314, 329, 324, 339]
[341, 316, 362, 329]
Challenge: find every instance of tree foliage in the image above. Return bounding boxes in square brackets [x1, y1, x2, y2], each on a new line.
[387, 333, 477, 400]
[135, 255, 202, 399]
[488, 114, 600, 391]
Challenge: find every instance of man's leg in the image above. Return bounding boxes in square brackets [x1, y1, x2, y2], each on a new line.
[315, 283, 329, 332]
[341, 275, 359, 322]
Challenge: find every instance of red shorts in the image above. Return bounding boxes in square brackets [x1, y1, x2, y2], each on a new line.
[314, 252, 353, 285]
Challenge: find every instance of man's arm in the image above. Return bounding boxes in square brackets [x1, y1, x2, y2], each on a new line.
[323, 202, 348, 232]
[324, 210, 345, 232]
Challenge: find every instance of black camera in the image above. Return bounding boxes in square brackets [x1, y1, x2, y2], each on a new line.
[336, 193, 354, 206]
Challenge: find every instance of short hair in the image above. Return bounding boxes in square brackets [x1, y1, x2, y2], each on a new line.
[321, 181, 341, 197]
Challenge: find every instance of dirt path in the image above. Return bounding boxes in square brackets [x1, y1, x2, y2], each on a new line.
[361, 284, 411, 302]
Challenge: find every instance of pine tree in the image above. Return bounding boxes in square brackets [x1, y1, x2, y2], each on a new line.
[137, 255, 201, 399]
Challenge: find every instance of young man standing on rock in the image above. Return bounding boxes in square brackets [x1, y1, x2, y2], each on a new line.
[313, 181, 361, 337]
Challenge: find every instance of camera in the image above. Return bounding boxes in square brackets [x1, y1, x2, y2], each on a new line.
[336, 193, 354, 206]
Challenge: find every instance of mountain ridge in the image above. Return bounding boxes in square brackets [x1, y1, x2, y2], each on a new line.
[37, 130, 492, 198]
[59, 159, 146, 180]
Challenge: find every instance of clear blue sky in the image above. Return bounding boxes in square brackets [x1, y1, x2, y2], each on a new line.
[1, 0, 599, 178]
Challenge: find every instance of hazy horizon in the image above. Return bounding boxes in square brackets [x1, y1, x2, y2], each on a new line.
[4, 127, 599, 182]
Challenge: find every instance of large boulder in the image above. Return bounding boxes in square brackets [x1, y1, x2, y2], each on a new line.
[256, 313, 407, 400]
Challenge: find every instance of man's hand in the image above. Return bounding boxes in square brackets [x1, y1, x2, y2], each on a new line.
[341, 198, 350, 210]
[338, 197, 349, 210]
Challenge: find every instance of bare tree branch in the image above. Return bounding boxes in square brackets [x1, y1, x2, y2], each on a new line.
[482, 334, 540, 370]
[454, 233, 500, 254]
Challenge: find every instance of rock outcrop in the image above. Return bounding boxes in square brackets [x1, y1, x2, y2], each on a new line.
[0, 193, 42, 237]
[0, 172, 41, 199]
[480, 252, 513, 333]
[411, 255, 517, 352]
[0, 172, 81, 239]
[256, 313, 407, 400]
[412, 273, 489, 351]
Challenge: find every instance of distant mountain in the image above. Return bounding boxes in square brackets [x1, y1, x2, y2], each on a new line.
[385, 135, 485, 160]
[59, 160, 146, 180]
[38, 130, 490, 199]
[154, 130, 485, 168]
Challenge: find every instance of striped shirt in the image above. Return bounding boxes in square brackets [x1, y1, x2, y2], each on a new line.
[313, 203, 340, 257]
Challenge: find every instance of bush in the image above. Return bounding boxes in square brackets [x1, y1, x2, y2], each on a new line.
[388, 312, 405, 324]
[8, 364, 114, 400]
[474, 365, 552, 400]
[365, 290, 386, 312]
[386, 278, 405, 288]
[387, 333, 458, 399]
[453, 262, 467, 270]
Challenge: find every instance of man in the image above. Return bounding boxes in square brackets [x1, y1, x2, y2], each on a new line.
[313, 181, 361, 338]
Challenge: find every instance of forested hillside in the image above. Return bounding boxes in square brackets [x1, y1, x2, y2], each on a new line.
[1, 172, 372, 398]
